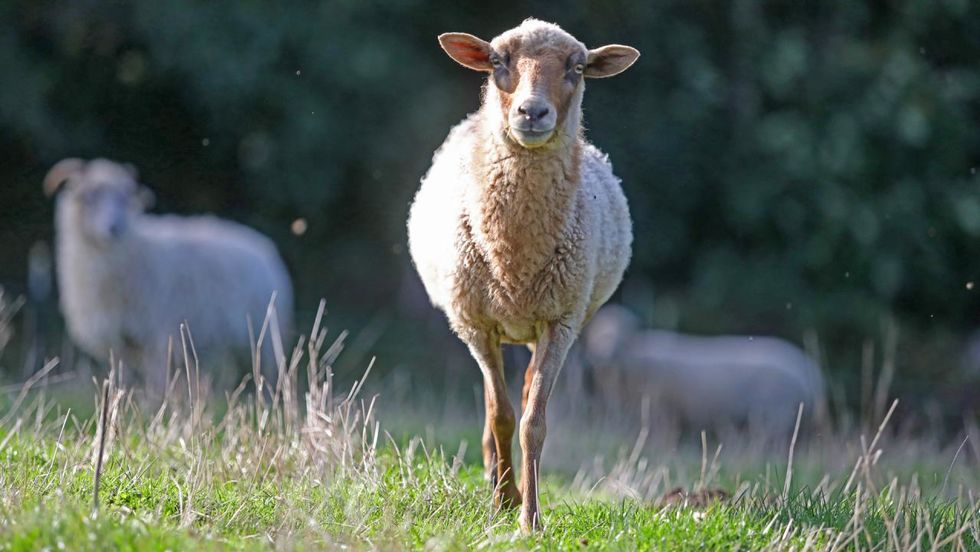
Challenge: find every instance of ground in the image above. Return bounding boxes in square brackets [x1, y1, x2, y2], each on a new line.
[0, 324, 978, 550]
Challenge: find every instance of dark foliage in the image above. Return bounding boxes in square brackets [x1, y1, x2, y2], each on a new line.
[2, 1, 980, 405]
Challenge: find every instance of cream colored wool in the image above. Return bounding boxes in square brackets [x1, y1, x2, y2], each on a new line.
[47, 159, 293, 393]
[408, 28, 632, 346]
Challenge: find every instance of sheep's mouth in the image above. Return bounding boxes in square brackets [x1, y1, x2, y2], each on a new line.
[508, 126, 555, 148]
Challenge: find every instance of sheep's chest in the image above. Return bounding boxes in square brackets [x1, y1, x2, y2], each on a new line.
[58, 249, 131, 357]
[450, 218, 581, 343]
[457, 280, 560, 344]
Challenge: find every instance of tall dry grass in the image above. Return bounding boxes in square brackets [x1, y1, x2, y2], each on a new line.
[0, 293, 978, 549]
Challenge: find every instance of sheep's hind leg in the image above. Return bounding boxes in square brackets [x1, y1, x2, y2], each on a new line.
[466, 332, 521, 509]
[519, 321, 578, 533]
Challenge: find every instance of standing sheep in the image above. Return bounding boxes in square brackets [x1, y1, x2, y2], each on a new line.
[407, 19, 638, 531]
[583, 305, 826, 434]
[44, 158, 293, 395]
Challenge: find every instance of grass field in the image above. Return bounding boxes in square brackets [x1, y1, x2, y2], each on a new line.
[2, 304, 980, 550]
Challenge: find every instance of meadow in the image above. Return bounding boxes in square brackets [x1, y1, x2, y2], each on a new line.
[4, 3, 980, 550]
[1, 298, 979, 551]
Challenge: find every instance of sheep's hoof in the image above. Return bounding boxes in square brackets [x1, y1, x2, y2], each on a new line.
[519, 508, 543, 533]
[494, 484, 522, 509]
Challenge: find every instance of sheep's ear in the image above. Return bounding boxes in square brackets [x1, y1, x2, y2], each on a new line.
[43, 158, 86, 197]
[585, 45, 640, 78]
[438, 33, 494, 72]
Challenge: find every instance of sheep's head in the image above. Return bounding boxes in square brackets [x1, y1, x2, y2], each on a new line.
[439, 19, 639, 149]
[583, 304, 642, 367]
[44, 158, 154, 246]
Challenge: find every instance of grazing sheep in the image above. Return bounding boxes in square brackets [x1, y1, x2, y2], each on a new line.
[44, 158, 293, 394]
[583, 305, 825, 434]
[407, 19, 639, 531]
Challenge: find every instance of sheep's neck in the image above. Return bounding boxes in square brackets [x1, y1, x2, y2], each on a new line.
[474, 126, 582, 298]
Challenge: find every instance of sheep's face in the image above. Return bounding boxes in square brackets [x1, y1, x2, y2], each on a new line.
[439, 19, 639, 149]
[44, 159, 154, 247]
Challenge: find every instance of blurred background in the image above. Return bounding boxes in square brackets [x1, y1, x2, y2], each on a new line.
[1, 0, 979, 425]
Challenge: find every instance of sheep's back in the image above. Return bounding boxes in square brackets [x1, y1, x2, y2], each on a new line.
[133, 214, 293, 347]
[407, 116, 478, 312]
[612, 331, 822, 430]
[578, 143, 632, 320]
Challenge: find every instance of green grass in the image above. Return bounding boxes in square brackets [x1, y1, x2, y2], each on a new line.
[1, 379, 979, 551]
[1, 431, 977, 551]
[1, 302, 978, 550]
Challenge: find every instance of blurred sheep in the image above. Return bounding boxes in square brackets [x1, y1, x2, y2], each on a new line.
[44, 158, 293, 394]
[22, 241, 54, 376]
[0, 287, 20, 360]
[582, 304, 825, 434]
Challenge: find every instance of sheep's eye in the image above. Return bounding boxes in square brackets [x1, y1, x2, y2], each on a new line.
[573, 63, 585, 74]
[490, 54, 503, 68]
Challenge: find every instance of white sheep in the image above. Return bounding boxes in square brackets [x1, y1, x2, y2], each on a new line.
[407, 19, 639, 531]
[44, 158, 293, 395]
[582, 304, 826, 434]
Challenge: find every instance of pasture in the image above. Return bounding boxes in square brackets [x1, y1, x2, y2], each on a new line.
[4, 3, 980, 549]
[1, 301, 978, 550]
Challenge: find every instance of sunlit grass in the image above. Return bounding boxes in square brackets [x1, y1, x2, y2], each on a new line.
[0, 298, 979, 549]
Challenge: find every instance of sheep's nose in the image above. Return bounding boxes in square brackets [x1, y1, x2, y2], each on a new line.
[108, 222, 123, 238]
[517, 101, 550, 123]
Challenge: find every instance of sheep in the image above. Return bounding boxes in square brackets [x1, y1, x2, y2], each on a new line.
[0, 287, 19, 361]
[582, 305, 826, 434]
[43, 158, 293, 395]
[407, 19, 639, 532]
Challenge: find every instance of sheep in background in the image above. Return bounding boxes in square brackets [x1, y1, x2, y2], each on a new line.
[408, 19, 639, 531]
[0, 287, 19, 362]
[22, 241, 54, 376]
[583, 305, 825, 434]
[44, 158, 293, 395]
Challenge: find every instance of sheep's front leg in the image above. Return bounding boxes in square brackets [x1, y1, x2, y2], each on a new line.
[521, 344, 536, 413]
[466, 333, 521, 508]
[519, 321, 578, 533]
[141, 343, 170, 403]
[482, 385, 496, 482]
